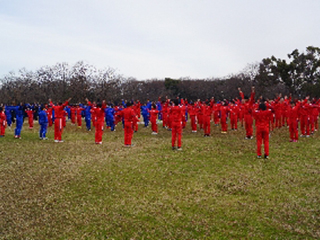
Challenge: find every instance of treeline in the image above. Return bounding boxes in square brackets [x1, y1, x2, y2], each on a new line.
[0, 46, 319, 104]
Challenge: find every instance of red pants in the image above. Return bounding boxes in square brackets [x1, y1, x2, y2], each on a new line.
[198, 114, 203, 129]
[244, 114, 253, 137]
[190, 115, 197, 131]
[220, 117, 227, 132]
[133, 121, 138, 132]
[310, 116, 315, 132]
[256, 127, 269, 156]
[95, 122, 104, 143]
[275, 112, 281, 128]
[171, 121, 182, 148]
[71, 114, 76, 124]
[230, 115, 237, 129]
[162, 114, 167, 127]
[289, 120, 298, 141]
[48, 116, 53, 127]
[77, 115, 82, 126]
[203, 116, 211, 135]
[214, 112, 219, 125]
[28, 116, 33, 128]
[124, 121, 133, 145]
[239, 112, 244, 127]
[151, 119, 158, 133]
[1, 122, 6, 136]
[300, 115, 309, 135]
[54, 118, 64, 140]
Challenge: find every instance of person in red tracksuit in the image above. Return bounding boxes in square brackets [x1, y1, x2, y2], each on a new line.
[76, 105, 85, 128]
[239, 86, 255, 139]
[188, 102, 197, 133]
[287, 100, 300, 142]
[196, 101, 204, 130]
[49, 98, 71, 142]
[203, 102, 212, 136]
[299, 97, 310, 137]
[26, 108, 34, 129]
[253, 102, 273, 159]
[229, 101, 239, 131]
[0, 107, 6, 137]
[311, 99, 320, 132]
[87, 99, 106, 144]
[47, 107, 53, 127]
[118, 102, 138, 147]
[70, 106, 77, 125]
[170, 99, 184, 150]
[149, 103, 159, 134]
[219, 101, 229, 133]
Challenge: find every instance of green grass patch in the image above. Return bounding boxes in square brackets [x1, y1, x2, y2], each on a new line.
[0, 121, 319, 239]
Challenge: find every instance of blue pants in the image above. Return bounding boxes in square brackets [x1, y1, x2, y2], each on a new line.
[85, 116, 91, 130]
[107, 118, 115, 131]
[15, 116, 23, 136]
[40, 123, 48, 138]
[143, 115, 149, 127]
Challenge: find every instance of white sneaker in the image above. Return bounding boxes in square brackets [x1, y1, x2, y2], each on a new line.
[54, 140, 59, 143]
[59, 140, 64, 143]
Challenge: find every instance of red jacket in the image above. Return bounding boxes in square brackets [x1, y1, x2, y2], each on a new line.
[253, 109, 273, 129]
[170, 106, 184, 123]
[50, 101, 69, 118]
[119, 107, 137, 123]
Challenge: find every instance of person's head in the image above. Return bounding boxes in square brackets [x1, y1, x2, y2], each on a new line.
[0, 107, 3, 112]
[173, 99, 179, 106]
[126, 102, 132, 107]
[259, 103, 267, 111]
[290, 101, 296, 107]
[96, 103, 102, 108]
[152, 103, 156, 109]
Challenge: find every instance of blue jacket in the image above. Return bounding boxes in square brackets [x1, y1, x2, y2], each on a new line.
[38, 110, 48, 124]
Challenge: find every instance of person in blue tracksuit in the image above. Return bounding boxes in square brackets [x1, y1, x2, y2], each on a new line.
[65, 105, 71, 121]
[105, 105, 115, 131]
[141, 104, 150, 127]
[157, 100, 162, 120]
[84, 100, 92, 131]
[5, 106, 12, 127]
[6, 103, 25, 139]
[38, 106, 48, 140]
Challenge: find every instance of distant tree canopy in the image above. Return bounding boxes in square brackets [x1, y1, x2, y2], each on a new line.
[1, 46, 319, 104]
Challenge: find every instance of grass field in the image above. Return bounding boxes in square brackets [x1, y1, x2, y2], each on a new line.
[0, 119, 319, 239]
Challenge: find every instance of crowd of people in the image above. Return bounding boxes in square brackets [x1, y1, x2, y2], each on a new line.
[0, 86, 319, 158]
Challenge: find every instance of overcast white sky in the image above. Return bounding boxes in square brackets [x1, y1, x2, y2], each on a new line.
[1, 0, 319, 80]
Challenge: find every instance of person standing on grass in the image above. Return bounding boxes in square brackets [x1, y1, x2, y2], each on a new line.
[6, 103, 25, 139]
[287, 100, 300, 142]
[203, 101, 212, 137]
[4, 106, 12, 128]
[170, 99, 184, 150]
[253, 102, 273, 159]
[219, 100, 229, 134]
[188, 102, 197, 133]
[86, 98, 106, 144]
[118, 101, 138, 147]
[0, 107, 6, 137]
[38, 106, 48, 140]
[49, 98, 71, 142]
[149, 103, 159, 134]
[239, 86, 255, 139]
[76, 104, 85, 128]
[25, 106, 34, 129]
